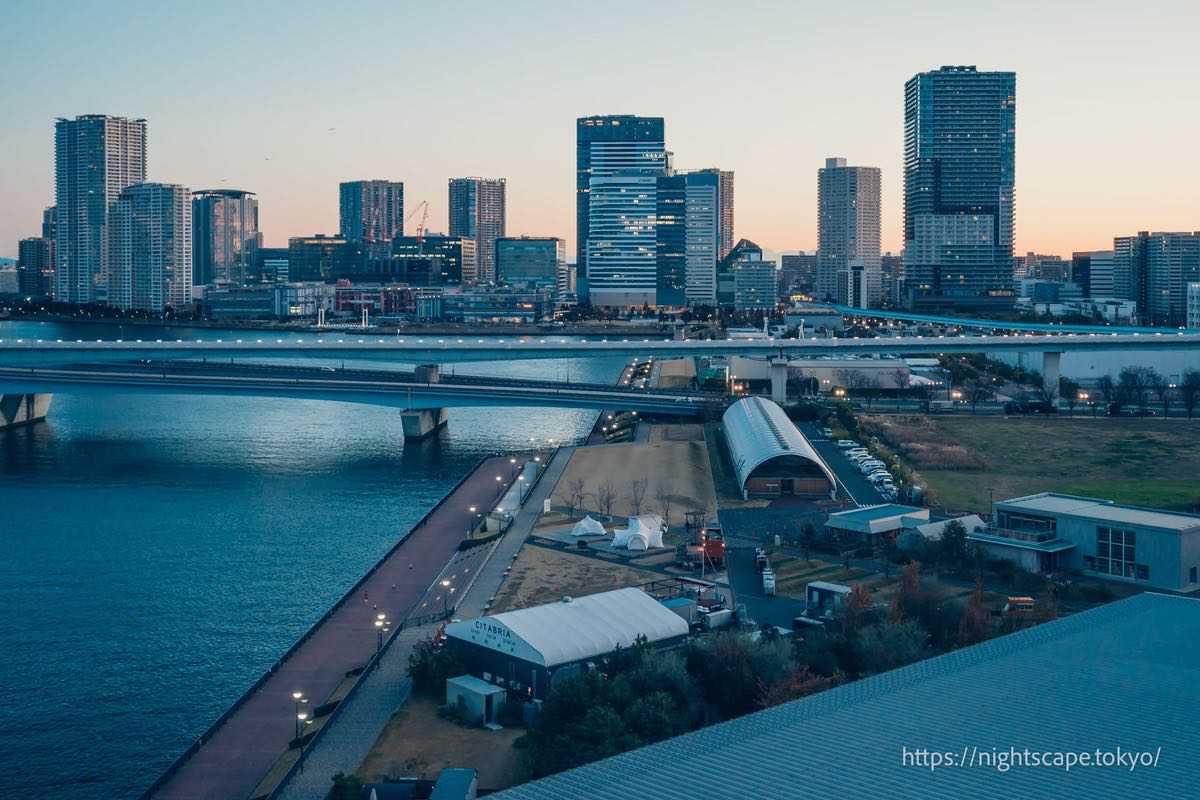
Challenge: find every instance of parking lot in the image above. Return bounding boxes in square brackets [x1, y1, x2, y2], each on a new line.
[796, 421, 890, 507]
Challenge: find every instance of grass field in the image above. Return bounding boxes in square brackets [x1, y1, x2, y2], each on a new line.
[904, 417, 1200, 512]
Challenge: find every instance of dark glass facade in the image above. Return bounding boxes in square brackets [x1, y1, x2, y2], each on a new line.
[903, 66, 1016, 307]
[576, 115, 665, 301]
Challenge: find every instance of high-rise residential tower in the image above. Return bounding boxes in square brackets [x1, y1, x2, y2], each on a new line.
[1113, 232, 1200, 327]
[576, 115, 666, 304]
[17, 237, 55, 297]
[109, 183, 192, 312]
[903, 66, 1016, 308]
[54, 114, 147, 304]
[656, 170, 722, 306]
[448, 177, 506, 284]
[192, 189, 259, 285]
[817, 157, 881, 306]
[339, 180, 404, 244]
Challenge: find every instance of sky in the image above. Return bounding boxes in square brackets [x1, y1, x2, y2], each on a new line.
[2, 0, 1198, 260]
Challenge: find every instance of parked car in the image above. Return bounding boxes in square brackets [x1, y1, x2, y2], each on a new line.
[820, 427, 834, 438]
[1004, 400, 1058, 415]
[836, 440, 859, 449]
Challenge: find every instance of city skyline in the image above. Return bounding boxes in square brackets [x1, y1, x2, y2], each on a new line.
[2, 2, 1199, 261]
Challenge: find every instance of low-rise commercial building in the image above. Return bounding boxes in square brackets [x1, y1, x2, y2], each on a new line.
[969, 492, 1200, 591]
[444, 588, 689, 699]
[825, 504, 929, 542]
[721, 396, 836, 499]
[495, 236, 564, 290]
[204, 282, 334, 320]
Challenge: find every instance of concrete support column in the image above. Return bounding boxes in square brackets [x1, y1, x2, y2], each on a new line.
[0, 393, 52, 431]
[1042, 352, 1061, 399]
[770, 358, 789, 404]
[401, 407, 448, 440]
[414, 364, 440, 384]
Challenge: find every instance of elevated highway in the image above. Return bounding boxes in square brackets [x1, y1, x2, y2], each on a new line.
[2, 330, 1200, 367]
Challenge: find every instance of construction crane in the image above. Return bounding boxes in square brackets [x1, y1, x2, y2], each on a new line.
[405, 200, 430, 245]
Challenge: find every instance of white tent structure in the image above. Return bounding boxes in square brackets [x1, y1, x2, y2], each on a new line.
[613, 515, 666, 550]
[571, 515, 608, 538]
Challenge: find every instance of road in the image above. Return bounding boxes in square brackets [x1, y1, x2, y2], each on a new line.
[795, 421, 888, 507]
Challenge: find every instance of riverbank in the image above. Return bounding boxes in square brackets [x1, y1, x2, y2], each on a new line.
[143, 454, 520, 800]
[0, 311, 672, 338]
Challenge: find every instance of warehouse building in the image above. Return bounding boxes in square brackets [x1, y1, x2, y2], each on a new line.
[492, 593, 1200, 800]
[443, 588, 689, 699]
[721, 397, 836, 499]
[969, 492, 1200, 592]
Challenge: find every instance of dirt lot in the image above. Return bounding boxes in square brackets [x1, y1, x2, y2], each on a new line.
[771, 555, 995, 609]
[358, 697, 521, 790]
[490, 545, 662, 613]
[862, 415, 1200, 512]
[551, 428, 716, 526]
[656, 357, 696, 389]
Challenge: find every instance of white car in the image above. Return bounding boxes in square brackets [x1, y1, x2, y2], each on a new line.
[847, 450, 871, 460]
[836, 440, 859, 449]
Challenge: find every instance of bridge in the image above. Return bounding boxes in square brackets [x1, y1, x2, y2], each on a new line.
[0, 361, 713, 438]
[830, 305, 1180, 335]
[2, 330, 1200, 367]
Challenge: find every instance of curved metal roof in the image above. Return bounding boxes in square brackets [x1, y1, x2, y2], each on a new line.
[721, 396, 836, 495]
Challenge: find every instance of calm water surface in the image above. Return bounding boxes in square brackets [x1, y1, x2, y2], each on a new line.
[0, 320, 622, 798]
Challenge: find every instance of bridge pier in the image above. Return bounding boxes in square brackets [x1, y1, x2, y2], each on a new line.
[770, 358, 789, 404]
[401, 407, 448, 440]
[402, 364, 447, 440]
[1042, 351, 1061, 398]
[0, 393, 52, 431]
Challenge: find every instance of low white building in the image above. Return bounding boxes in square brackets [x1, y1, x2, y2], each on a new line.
[444, 588, 689, 698]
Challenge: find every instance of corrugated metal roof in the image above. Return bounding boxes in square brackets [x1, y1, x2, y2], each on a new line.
[445, 588, 688, 668]
[493, 593, 1200, 800]
[999, 493, 1200, 532]
[720, 397, 836, 494]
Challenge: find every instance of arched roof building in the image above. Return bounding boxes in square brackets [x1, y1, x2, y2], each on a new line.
[721, 396, 837, 499]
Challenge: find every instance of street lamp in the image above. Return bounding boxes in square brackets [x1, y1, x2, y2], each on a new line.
[375, 613, 388, 654]
[496, 475, 503, 497]
[297, 711, 312, 772]
[291, 691, 306, 740]
[441, 579, 452, 618]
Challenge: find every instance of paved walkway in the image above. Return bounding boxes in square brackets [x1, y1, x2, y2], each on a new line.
[271, 446, 575, 799]
[146, 456, 512, 800]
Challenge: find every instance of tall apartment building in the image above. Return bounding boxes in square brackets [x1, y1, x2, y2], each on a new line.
[109, 183, 192, 312]
[495, 236, 564, 290]
[691, 168, 734, 261]
[54, 114, 147, 304]
[1071, 250, 1115, 298]
[655, 170, 721, 306]
[1188, 282, 1200, 329]
[42, 206, 57, 239]
[1114, 232, 1200, 327]
[779, 253, 818, 297]
[17, 237, 55, 297]
[448, 177, 506, 284]
[576, 115, 666, 305]
[817, 157, 881, 306]
[339, 180, 404, 244]
[903, 66, 1016, 308]
[192, 189, 259, 285]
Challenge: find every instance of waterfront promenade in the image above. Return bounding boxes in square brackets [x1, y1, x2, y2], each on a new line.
[145, 455, 512, 800]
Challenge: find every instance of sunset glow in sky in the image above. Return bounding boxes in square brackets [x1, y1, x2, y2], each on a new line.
[2, 0, 1197, 259]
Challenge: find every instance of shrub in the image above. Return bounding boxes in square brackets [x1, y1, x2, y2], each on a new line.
[407, 639, 465, 697]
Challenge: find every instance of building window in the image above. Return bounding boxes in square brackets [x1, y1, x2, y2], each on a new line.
[1095, 526, 1142, 579]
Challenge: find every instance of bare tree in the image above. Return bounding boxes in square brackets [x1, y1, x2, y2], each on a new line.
[964, 379, 994, 415]
[1059, 377, 1081, 415]
[1095, 374, 1120, 414]
[890, 368, 911, 411]
[1120, 366, 1157, 416]
[1152, 377, 1174, 417]
[655, 487, 674, 528]
[1180, 370, 1200, 419]
[626, 478, 649, 516]
[596, 479, 618, 517]
[861, 375, 882, 409]
[565, 477, 587, 520]
[910, 381, 933, 413]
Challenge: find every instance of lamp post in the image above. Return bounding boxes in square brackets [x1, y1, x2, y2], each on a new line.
[374, 612, 389, 654]
[441, 579, 452, 618]
[467, 505, 477, 536]
[496, 475, 503, 497]
[297, 712, 311, 772]
[291, 691, 305, 740]
[509, 456, 519, 477]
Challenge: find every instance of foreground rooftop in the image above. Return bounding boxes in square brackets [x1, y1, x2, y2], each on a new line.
[494, 593, 1200, 800]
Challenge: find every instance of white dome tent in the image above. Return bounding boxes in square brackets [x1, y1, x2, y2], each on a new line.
[613, 515, 665, 550]
[571, 515, 608, 538]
